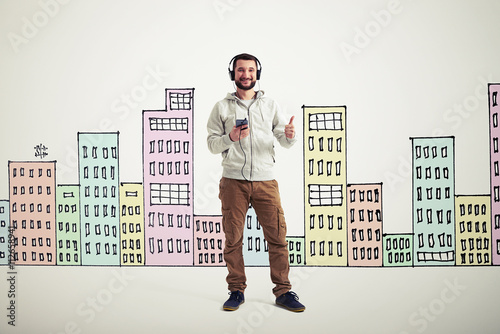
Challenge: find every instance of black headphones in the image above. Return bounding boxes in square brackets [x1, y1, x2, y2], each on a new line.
[228, 53, 262, 81]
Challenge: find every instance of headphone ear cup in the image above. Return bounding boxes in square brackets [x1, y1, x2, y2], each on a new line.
[257, 69, 261, 80]
[229, 70, 235, 81]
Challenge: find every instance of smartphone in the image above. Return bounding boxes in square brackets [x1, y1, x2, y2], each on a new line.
[236, 118, 248, 128]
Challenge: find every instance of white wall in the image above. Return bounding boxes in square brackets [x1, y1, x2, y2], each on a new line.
[1, 1, 499, 333]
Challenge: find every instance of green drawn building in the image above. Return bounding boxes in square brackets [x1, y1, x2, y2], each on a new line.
[79, 132, 120, 266]
[56, 185, 81, 265]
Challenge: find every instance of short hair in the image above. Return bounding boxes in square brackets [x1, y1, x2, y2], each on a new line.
[232, 53, 259, 71]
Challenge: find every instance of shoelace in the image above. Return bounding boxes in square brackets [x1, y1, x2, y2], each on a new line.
[285, 291, 299, 301]
[228, 291, 243, 301]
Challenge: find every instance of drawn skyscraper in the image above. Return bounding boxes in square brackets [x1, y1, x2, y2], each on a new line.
[56, 185, 81, 265]
[347, 183, 383, 267]
[193, 215, 225, 266]
[143, 88, 194, 265]
[243, 205, 269, 266]
[455, 195, 491, 265]
[0, 200, 10, 265]
[303, 106, 347, 266]
[411, 137, 455, 266]
[489, 83, 500, 264]
[78, 132, 120, 266]
[119, 182, 145, 266]
[8, 161, 57, 265]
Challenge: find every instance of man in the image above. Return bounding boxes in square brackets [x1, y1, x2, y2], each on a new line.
[206, 53, 305, 312]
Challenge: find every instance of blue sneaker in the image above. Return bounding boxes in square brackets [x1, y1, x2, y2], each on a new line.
[223, 290, 245, 311]
[276, 291, 305, 312]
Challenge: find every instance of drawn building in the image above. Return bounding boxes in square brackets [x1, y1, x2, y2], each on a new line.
[411, 137, 455, 266]
[78, 132, 120, 266]
[143, 88, 194, 266]
[286, 236, 305, 266]
[56, 185, 81, 265]
[8, 161, 57, 265]
[303, 106, 347, 266]
[119, 183, 145, 266]
[193, 215, 225, 266]
[489, 84, 500, 264]
[455, 195, 491, 266]
[382, 233, 413, 267]
[347, 183, 383, 267]
[0, 200, 10, 265]
[243, 205, 269, 266]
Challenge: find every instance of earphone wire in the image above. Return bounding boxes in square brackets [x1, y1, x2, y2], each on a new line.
[239, 130, 248, 181]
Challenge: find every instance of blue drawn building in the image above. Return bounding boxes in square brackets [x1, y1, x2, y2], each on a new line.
[243, 205, 269, 266]
[0, 200, 10, 265]
[411, 137, 456, 266]
[78, 132, 121, 266]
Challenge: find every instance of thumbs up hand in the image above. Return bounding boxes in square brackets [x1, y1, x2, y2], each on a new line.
[285, 116, 295, 139]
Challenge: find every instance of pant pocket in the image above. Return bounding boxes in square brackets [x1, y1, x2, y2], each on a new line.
[277, 207, 287, 238]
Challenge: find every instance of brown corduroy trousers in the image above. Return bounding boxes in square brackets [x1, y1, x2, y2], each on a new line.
[219, 177, 291, 297]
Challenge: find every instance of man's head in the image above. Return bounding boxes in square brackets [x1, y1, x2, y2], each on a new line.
[228, 53, 261, 91]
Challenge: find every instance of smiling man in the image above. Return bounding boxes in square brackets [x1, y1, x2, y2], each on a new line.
[206, 53, 305, 312]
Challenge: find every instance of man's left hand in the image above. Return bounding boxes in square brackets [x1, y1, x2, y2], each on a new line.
[285, 116, 295, 139]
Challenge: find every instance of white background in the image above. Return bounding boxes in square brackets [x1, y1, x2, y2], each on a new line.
[1, 1, 499, 333]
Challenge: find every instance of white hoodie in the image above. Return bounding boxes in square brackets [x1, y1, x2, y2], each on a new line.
[207, 90, 296, 181]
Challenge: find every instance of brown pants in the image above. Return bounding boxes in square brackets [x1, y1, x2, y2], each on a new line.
[219, 177, 291, 297]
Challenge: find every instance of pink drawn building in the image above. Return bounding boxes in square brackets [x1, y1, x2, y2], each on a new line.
[347, 183, 383, 267]
[143, 88, 194, 265]
[9, 161, 57, 265]
[193, 215, 225, 266]
[489, 83, 500, 265]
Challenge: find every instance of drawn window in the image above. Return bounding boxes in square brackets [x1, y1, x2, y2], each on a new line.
[309, 112, 342, 131]
[150, 183, 190, 205]
[318, 137, 324, 151]
[493, 113, 498, 128]
[336, 138, 342, 152]
[415, 146, 421, 158]
[337, 242, 342, 257]
[441, 147, 448, 158]
[317, 160, 323, 175]
[150, 117, 189, 132]
[309, 184, 342, 206]
[310, 241, 316, 256]
[170, 92, 192, 110]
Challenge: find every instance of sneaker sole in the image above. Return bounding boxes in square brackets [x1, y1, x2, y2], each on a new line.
[223, 300, 244, 311]
[276, 302, 305, 312]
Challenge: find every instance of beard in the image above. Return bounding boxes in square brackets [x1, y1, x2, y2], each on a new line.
[235, 79, 256, 91]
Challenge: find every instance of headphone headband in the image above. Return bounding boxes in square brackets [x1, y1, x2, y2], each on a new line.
[228, 53, 262, 81]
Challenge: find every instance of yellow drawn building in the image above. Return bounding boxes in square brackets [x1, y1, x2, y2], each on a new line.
[119, 183, 145, 266]
[303, 106, 347, 266]
[455, 195, 491, 266]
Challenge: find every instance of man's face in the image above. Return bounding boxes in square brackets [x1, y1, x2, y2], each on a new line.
[234, 59, 257, 91]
